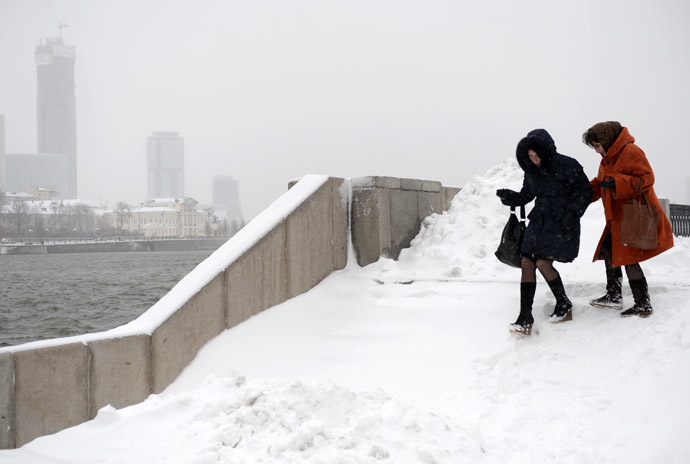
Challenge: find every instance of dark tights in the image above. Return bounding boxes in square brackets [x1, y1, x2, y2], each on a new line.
[521, 256, 559, 283]
[600, 233, 645, 281]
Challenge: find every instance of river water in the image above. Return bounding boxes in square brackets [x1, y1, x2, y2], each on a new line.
[0, 249, 216, 347]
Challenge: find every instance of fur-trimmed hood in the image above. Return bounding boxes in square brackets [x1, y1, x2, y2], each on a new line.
[516, 129, 558, 173]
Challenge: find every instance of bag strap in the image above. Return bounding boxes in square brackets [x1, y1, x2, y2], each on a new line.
[634, 178, 643, 195]
[510, 206, 527, 222]
[631, 178, 656, 215]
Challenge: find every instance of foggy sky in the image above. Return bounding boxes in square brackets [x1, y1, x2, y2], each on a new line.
[1, 0, 690, 219]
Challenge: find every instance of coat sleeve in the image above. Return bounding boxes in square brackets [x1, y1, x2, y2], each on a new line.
[603, 145, 655, 200]
[565, 161, 593, 217]
[500, 177, 535, 207]
[590, 177, 602, 203]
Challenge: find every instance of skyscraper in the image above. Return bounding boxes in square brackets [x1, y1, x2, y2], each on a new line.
[35, 37, 77, 198]
[5, 153, 69, 197]
[147, 131, 184, 199]
[212, 175, 243, 223]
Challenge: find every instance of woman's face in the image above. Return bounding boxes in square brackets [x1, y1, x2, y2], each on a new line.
[527, 149, 541, 167]
[592, 142, 606, 155]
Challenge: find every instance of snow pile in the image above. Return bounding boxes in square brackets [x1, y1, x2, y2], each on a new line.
[378, 157, 527, 282]
[375, 157, 690, 285]
[165, 374, 480, 463]
[11, 371, 481, 463]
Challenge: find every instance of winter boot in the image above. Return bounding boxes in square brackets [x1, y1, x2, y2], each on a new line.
[510, 282, 536, 336]
[589, 267, 623, 309]
[621, 278, 653, 318]
[547, 275, 573, 323]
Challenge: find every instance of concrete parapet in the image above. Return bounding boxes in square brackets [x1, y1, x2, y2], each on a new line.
[390, 189, 420, 258]
[443, 187, 462, 211]
[13, 343, 89, 447]
[0, 352, 14, 449]
[418, 191, 444, 222]
[351, 176, 400, 189]
[226, 223, 288, 329]
[400, 178, 423, 191]
[151, 274, 226, 394]
[351, 176, 458, 266]
[659, 197, 671, 219]
[331, 178, 349, 271]
[0, 174, 457, 449]
[421, 180, 442, 192]
[287, 181, 335, 298]
[89, 335, 152, 417]
[351, 187, 391, 266]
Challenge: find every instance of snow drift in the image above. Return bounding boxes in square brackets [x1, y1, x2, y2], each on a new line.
[2, 159, 689, 464]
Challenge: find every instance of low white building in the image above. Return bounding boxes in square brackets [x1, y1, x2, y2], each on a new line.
[105, 197, 209, 238]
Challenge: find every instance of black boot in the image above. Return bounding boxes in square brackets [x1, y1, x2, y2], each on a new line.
[621, 278, 653, 317]
[547, 275, 573, 323]
[510, 282, 536, 336]
[589, 267, 623, 309]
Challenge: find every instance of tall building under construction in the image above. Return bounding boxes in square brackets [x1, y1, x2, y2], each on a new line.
[35, 36, 77, 198]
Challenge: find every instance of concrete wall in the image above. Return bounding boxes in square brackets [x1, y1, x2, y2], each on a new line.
[350, 176, 460, 266]
[0, 175, 456, 449]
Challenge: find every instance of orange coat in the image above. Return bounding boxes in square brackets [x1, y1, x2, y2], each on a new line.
[591, 127, 674, 267]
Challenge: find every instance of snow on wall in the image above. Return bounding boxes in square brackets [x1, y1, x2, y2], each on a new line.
[0, 175, 330, 354]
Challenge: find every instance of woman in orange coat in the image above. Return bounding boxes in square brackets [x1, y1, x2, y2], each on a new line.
[582, 121, 674, 317]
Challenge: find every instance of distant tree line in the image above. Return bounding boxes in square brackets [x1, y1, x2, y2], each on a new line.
[0, 192, 245, 242]
[0, 197, 102, 241]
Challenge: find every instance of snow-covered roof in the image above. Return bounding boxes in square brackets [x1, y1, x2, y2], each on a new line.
[5, 191, 38, 200]
[144, 197, 198, 206]
[131, 206, 178, 213]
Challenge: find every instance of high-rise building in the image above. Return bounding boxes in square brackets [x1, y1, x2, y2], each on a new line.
[0, 115, 5, 192]
[35, 37, 77, 198]
[212, 175, 243, 223]
[147, 131, 184, 199]
[5, 153, 69, 197]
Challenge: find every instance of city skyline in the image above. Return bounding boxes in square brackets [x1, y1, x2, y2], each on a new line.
[1, 1, 689, 219]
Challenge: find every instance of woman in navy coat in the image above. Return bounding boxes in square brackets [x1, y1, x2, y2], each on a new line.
[497, 129, 592, 335]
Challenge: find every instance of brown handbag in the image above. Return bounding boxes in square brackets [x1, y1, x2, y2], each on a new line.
[619, 179, 660, 250]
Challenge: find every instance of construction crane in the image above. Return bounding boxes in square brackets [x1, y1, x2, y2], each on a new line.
[45, 0, 68, 39]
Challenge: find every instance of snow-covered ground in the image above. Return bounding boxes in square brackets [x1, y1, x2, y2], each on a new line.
[3, 159, 690, 463]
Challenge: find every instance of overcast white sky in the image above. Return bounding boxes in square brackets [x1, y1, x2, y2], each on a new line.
[1, 0, 689, 218]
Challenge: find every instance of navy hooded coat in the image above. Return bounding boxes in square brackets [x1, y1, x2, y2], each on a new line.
[500, 129, 592, 261]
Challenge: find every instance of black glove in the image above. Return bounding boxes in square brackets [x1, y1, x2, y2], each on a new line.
[496, 189, 512, 200]
[600, 178, 616, 191]
[562, 210, 577, 230]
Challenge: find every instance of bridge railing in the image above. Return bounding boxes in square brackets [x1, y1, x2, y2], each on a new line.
[670, 203, 690, 237]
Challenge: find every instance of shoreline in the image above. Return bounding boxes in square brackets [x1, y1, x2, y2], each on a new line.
[0, 237, 228, 255]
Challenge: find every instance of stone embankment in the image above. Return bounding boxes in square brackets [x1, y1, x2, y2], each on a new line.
[0, 238, 228, 255]
[0, 175, 460, 449]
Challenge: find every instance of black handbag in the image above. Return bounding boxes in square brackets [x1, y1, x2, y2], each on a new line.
[495, 206, 526, 268]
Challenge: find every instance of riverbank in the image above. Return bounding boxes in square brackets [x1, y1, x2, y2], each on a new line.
[0, 238, 228, 255]
[0, 248, 218, 347]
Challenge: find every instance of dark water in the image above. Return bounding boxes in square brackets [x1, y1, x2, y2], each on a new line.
[0, 249, 216, 347]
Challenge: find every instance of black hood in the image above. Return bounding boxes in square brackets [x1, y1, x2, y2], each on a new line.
[516, 129, 558, 173]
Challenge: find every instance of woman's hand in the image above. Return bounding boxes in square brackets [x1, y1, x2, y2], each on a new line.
[496, 189, 512, 200]
[599, 178, 615, 191]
